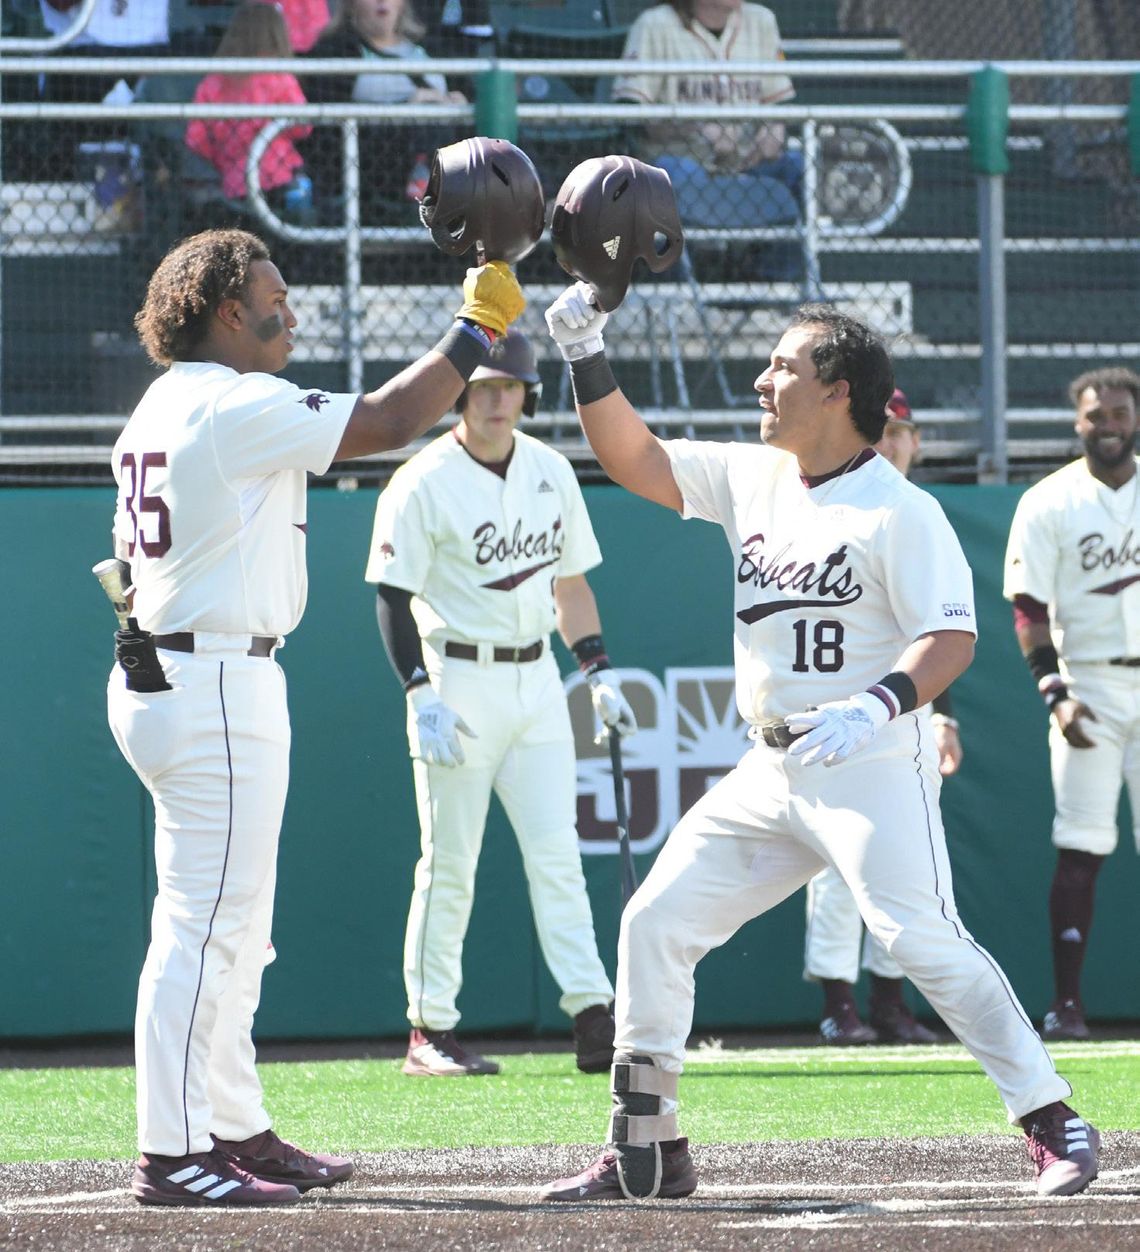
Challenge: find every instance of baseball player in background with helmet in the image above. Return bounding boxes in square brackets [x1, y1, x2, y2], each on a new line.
[803, 388, 960, 1046]
[106, 227, 524, 1206]
[536, 259, 1097, 1200]
[1003, 366, 1140, 1042]
[364, 327, 634, 1078]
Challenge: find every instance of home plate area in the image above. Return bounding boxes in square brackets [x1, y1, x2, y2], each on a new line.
[2, 1136, 1138, 1251]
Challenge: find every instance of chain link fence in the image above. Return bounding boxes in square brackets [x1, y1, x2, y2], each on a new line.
[0, 0, 1137, 484]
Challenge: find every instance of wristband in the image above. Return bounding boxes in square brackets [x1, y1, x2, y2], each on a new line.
[403, 665, 431, 695]
[930, 713, 959, 731]
[866, 670, 918, 719]
[1039, 676, 1069, 710]
[569, 352, 618, 406]
[571, 633, 611, 678]
[433, 320, 491, 379]
[1026, 643, 1061, 684]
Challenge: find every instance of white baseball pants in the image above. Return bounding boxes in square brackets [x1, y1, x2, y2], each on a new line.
[108, 638, 287, 1156]
[804, 864, 904, 983]
[616, 715, 1071, 1122]
[404, 649, 613, 1030]
[1051, 662, 1140, 855]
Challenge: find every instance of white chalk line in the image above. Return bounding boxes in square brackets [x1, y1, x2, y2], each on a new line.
[687, 1039, 1140, 1066]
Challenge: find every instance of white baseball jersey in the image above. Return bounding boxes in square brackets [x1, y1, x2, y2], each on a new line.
[664, 440, 977, 723]
[1003, 457, 1140, 662]
[364, 429, 602, 647]
[112, 362, 355, 636]
[613, 2, 794, 162]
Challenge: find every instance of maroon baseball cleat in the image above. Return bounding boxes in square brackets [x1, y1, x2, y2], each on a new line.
[1042, 999, 1091, 1041]
[212, 1129, 353, 1192]
[869, 1000, 939, 1044]
[820, 1004, 878, 1045]
[573, 1003, 616, 1073]
[403, 1028, 501, 1076]
[131, 1148, 301, 1206]
[540, 1139, 698, 1201]
[1022, 1102, 1100, 1196]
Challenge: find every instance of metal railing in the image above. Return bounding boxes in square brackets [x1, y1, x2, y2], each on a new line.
[0, 54, 1137, 482]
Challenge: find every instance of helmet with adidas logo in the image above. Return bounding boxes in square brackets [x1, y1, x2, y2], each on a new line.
[419, 137, 545, 264]
[549, 155, 684, 311]
[459, 329, 543, 417]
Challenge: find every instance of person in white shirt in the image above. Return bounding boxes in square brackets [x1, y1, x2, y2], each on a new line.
[1003, 366, 1140, 1043]
[108, 227, 523, 1206]
[364, 329, 635, 1078]
[612, 0, 803, 238]
[535, 280, 1098, 1203]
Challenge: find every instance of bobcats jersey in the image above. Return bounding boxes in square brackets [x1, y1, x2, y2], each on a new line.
[665, 439, 977, 724]
[364, 428, 602, 647]
[111, 362, 355, 636]
[1003, 456, 1140, 662]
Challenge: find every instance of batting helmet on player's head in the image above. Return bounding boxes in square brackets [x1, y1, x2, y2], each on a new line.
[550, 155, 684, 312]
[458, 329, 543, 417]
[419, 137, 545, 264]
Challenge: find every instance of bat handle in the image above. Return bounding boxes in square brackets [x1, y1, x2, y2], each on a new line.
[609, 727, 639, 907]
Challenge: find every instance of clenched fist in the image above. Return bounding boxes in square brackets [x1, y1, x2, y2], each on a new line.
[457, 260, 525, 338]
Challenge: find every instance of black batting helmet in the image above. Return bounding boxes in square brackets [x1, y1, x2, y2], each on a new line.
[419, 137, 545, 264]
[458, 329, 543, 417]
[550, 155, 684, 312]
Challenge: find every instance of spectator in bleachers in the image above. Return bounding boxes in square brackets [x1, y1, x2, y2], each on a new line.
[612, 0, 804, 250]
[278, 0, 331, 52]
[39, 0, 169, 54]
[299, 0, 467, 220]
[185, 2, 314, 216]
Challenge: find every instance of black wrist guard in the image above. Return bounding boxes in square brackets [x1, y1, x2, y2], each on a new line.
[114, 619, 173, 693]
[569, 352, 618, 406]
[434, 320, 490, 379]
[1026, 643, 1062, 684]
[571, 633, 610, 677]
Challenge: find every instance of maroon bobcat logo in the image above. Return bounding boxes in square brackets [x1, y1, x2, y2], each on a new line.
[302, 392, 329, 412]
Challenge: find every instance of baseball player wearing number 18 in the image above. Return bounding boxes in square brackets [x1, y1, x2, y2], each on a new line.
[364, 328, 635, 1078]
[106, 228, 524, 1206]
[1003, 366, 1140, 1042]
[537, 264, 1097, 1201]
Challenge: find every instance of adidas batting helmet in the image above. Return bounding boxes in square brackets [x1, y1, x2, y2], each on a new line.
[419, 137, 545, 264]
[459, 329, 543, 417]
[550, 155, 684, 312]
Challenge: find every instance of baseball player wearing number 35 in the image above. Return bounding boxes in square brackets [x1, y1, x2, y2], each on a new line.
[106, 228, 524, 1206]
[537, 273, 1097, 1201]
[364, 328, 634, 1078]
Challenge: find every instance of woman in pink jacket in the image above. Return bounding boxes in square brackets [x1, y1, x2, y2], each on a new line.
[185, 2, 312, 207]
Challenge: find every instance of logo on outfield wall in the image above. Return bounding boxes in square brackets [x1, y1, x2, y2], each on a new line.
[565, 667, 750, 857]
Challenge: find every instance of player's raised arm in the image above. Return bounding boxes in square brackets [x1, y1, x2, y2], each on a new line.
[334, 261, 525, 461]
[545, 282, 682, 512]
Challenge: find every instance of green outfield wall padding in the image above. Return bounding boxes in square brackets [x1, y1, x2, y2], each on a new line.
[2, 484, 1135, 1041]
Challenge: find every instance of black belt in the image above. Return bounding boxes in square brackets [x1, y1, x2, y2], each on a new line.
[444, 640, 544, 663]
[155, 632, 277, 657]
[757, 717, 804, 750]
[1108, 657, 1140, 668]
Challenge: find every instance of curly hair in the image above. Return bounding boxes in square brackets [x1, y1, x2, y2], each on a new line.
[1067, 366, 1140, 410]
[135, 229, 271, 367]
[790, 303, 895, 443]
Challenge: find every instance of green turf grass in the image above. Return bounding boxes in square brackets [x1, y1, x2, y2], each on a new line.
[2, 1041, 1137, 1163]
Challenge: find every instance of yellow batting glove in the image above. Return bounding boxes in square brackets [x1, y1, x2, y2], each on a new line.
[456, 260, 525, 338]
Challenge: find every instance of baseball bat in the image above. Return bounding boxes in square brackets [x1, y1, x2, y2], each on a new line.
[608, 728, 639, 908]
[91, 558, 133, 629]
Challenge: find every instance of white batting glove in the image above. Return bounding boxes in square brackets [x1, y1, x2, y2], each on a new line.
[587, 667, 637, 741]
[408, 684, 475, 768]
[544, 281, 609, 361]
[785, 693, 890, 768]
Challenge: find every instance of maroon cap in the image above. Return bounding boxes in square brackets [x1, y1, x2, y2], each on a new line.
[885, 388, 914, 423]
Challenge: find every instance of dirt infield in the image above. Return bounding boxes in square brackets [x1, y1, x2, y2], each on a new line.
[2, 1134, 1138, 1251]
